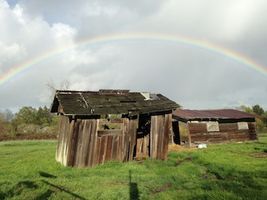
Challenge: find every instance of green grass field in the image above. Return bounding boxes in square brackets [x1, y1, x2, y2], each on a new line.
[0, 136, 267, 200]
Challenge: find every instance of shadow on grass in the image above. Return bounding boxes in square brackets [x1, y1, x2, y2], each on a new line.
[189, 161, 267, 200]
[38, 171, 86, 199]
[41, 180, 87, 200]
[39, 171, 57, 179]
[0, 180, 38, 199]
[129, 170, 140, 200]
[0, 172, 86, 200]
[35, 189, 54, 200]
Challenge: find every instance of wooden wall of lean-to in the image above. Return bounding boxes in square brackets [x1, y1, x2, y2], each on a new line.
[187, 122, 257, 144]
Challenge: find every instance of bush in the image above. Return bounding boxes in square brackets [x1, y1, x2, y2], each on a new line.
[16, 124, 39, 135]
[15, 123, 58, 135]
[0, 117, 12, 135]
[256, 118, 265, 132]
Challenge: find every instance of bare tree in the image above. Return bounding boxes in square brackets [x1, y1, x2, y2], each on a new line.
[46, 79, 71, 101]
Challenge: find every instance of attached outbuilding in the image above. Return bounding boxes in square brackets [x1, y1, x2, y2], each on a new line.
[51, 89, 178, 167]
[172, 109, 257, 146]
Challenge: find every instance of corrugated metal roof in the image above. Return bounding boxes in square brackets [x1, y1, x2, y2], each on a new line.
[173, 109, 255, 121]
[51, 90, 178, 115]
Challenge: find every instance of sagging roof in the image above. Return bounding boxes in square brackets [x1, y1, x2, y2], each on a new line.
[51, 89, 178, 116]
[173, 109, 255, 122]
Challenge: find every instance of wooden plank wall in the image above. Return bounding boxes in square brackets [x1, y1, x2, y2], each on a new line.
[56, 115, 72, 166]
[187, 122, 257, 144]
[248, 122, 257, 140]
[150, 114, 172, 160]
[127, 119, 138, 161]
[136, 134, 149, 159]
[56, 116, 140, 167]
[56, 114, 172, 167]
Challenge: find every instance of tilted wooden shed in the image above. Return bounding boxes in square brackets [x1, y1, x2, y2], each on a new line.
[172, 109, 257, 146]
[51, 89, 178, 167]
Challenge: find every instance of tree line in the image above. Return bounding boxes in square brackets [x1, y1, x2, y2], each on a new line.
[0, 104, 267, 137]
[0, 106, 58, 136]
[239, 104, 267, 132]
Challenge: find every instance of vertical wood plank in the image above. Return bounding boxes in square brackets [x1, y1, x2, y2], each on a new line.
[162, 114, 172, 160]
[123, 118, 129, 161]
[136, 137, 144, 160]
[67, 119, 80, 166]
[150, 115, 159, 159]
[187, 123, 192, 147]
[81, 120, 91, 167]
[65, 118, 74, 166]
[128, 118, 138, 161]
[156, 115, 164, 159]
[85, 120, 93, 166]
[88, 119, 98, 167]
[150, 114, 169, 160]
[150, 116, 154, 158]
[101, 136, 108, 164]
[112, 135, 117, 160]
[91, 119, 99, 167]
[94, 137, 101, 165]
[118, 134, 123, 161]
[74, 120, 84, 167]
[98, 137, 105, 164]
[144, 134, 149, 158]
[105, 135, 113, 162]
[62, 116, 71, 166]
[56, 115, 67, 164]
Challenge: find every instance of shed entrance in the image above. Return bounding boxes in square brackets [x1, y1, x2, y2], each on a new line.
[97, 118, 124, 163]
[135, 114, 151, 159]
[172, 120, 180, 144]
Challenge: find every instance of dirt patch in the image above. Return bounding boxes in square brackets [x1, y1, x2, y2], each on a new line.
[150, 183, 172, 193]
[175, 157, 193, 166]
[250, 152, 267, 158]
[0, 134, 57, 141]
[168, 144, 195, 152]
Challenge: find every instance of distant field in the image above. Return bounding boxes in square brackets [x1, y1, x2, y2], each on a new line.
[0, 136, 267, 200]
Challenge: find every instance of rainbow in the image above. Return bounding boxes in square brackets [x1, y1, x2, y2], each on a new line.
[1, 32, 267, 86]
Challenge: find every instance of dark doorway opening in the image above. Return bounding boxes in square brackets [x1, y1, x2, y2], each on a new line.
[172, 120, 180, 144]
[134, 114, 151, 159]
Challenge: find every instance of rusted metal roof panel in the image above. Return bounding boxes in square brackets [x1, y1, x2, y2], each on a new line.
[173, 109, 255, 121]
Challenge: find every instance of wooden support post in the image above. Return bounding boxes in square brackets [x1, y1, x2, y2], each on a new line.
[187, 122, 192, 147]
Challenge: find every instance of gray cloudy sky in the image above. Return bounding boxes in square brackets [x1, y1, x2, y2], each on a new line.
[0, 0, 267, 111]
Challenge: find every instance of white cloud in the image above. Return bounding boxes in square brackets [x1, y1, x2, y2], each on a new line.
[0, 0, 79, 109]
[0, 0, 267, 111]
[0, 0, 8, 8]
[0, 42, 26, 71]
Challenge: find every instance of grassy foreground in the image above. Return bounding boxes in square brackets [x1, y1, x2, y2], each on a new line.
[0, 137, 267, 200]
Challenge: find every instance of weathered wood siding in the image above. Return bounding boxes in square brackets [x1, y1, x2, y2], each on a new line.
[136, 133, 149, 159]
[56, 117, 127, 167]
[187, 122, 257, 144]
[56, 117, 99, 167]
[56, 116, 141, 167]
[56, 114, 172, 167]
[150, 114, 172, 160]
